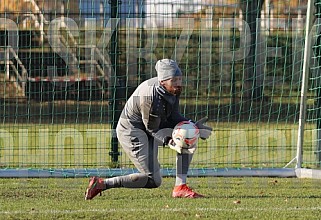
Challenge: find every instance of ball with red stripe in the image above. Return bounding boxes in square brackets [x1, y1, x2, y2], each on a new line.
[172, 121, 200, 148]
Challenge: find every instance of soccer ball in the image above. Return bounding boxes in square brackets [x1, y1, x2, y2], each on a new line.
[172, 121, 200, 148]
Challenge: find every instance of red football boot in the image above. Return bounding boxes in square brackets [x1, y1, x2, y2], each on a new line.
[172, 184, 205, 198]
[85, 176, 106, 200]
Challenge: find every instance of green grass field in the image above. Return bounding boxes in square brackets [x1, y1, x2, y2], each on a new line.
[1, 177, 321, 220]
[0, 122, 317, 169]
[1, 122, 320, 219]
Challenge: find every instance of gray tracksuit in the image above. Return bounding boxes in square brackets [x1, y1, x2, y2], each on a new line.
[110, 77, 192, 189]
[117, 77, 187, 144]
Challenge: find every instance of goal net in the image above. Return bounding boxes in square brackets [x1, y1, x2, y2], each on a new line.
[0, 0, 319, 178]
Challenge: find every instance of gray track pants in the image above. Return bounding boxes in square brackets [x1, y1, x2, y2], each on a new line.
[109, 126, 193, 189]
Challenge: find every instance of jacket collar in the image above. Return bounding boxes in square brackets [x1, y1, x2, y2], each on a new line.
[156, 84, 177, 105]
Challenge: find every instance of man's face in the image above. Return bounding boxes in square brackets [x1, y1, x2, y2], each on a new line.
[160, 76, 183, 96]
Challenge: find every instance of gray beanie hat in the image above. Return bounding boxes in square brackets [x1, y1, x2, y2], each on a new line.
[155, 59, 182, 81]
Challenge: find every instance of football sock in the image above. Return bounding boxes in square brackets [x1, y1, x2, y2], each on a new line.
[175, 153, 193, 186]
[175, 174, 187, 186]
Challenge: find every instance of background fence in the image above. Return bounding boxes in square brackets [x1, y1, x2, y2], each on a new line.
[0, 0, 320, 177]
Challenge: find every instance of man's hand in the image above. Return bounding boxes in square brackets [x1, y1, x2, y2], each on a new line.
[164, 137, 196, 154]
[195, 117, 212, 140]
[163, 136, 182, 153]
[167, 139, 183, 154]
[168, 139, 196, 154]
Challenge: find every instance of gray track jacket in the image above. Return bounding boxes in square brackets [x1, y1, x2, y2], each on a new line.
[117, 77, 188, 145]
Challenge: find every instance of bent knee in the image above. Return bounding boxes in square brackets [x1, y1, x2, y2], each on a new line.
[145, 175, 162, 188]
[153, 176, 162, 188]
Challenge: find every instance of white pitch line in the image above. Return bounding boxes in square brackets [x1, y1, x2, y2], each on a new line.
[1, 207, 321, 214]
